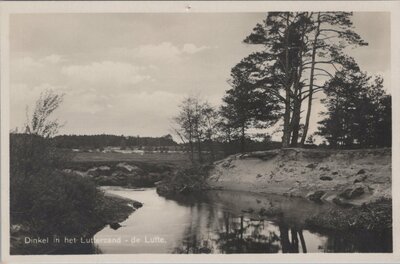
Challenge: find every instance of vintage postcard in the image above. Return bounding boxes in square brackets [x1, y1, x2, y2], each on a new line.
[1, 1, 400, 263]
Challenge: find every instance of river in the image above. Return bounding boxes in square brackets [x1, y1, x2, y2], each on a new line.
[93, 187, 391, 254]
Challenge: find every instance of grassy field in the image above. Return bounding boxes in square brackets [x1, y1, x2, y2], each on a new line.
[71, 151, 192, 166]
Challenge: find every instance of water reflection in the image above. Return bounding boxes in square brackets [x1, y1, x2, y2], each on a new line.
[94, 187, 392, 254]
[173, 204, 309, 254]
[279, 225, 307, 253]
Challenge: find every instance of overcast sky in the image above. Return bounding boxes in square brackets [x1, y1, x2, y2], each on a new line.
[10, 12, 390, 139]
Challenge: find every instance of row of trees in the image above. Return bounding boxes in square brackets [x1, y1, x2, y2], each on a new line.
[51, 134, 177, 149]
[173, 12, 391, 158]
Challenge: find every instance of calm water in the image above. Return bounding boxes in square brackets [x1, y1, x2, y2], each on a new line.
[93, 187, 392, 254]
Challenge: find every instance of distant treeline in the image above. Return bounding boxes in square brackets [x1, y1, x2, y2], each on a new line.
[51, 134, 178, 149]
[49, 133, 282, 155]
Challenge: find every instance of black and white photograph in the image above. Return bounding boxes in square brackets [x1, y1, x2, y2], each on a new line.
[1, 1, 399, 262]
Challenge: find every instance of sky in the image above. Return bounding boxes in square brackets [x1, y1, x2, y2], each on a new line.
[9, 12, 391, 140]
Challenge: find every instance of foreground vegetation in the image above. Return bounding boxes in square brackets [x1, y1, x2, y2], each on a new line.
[10, 134, 139, 254]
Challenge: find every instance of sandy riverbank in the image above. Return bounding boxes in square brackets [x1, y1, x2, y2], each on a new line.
[208, 148, 391, 206]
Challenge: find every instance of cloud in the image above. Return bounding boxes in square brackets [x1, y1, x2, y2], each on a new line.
[11, 54, 68, 85]
[40, 54, 65, 64]
[13, 54, 65, 70]
[134, 42, 182, 60]
[61, 61, 151, 85]
[182, 43, 211, 54]
[12, 56, 44, 72]
[114, 91, 183, 115]
[111, 42, 212, 62]
[63, 92, 110, 115]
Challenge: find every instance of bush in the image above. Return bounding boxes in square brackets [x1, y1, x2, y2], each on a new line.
[28, 171, 104, 236]
[156, 165, 211, 196]
[10, 134, 62, 221]
[10, 133, 105, 237]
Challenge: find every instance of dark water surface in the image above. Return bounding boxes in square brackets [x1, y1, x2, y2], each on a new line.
[94, 187, 392, 254]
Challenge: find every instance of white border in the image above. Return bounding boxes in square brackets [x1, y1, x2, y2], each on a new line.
[1, 1, 400, 263]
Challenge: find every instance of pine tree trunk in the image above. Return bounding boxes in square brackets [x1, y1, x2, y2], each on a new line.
[301, 13, 321, 146]
[301, 88, 314, 146]
[290, 20, 307, 147]
[282, 99, 291, 148]
[240, 124, 246, 153]
[282, 13, 292, 148]
[290, 98, 301, 146]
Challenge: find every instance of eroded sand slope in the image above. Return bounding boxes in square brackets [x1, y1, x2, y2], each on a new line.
[208, 148, 391, 205]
